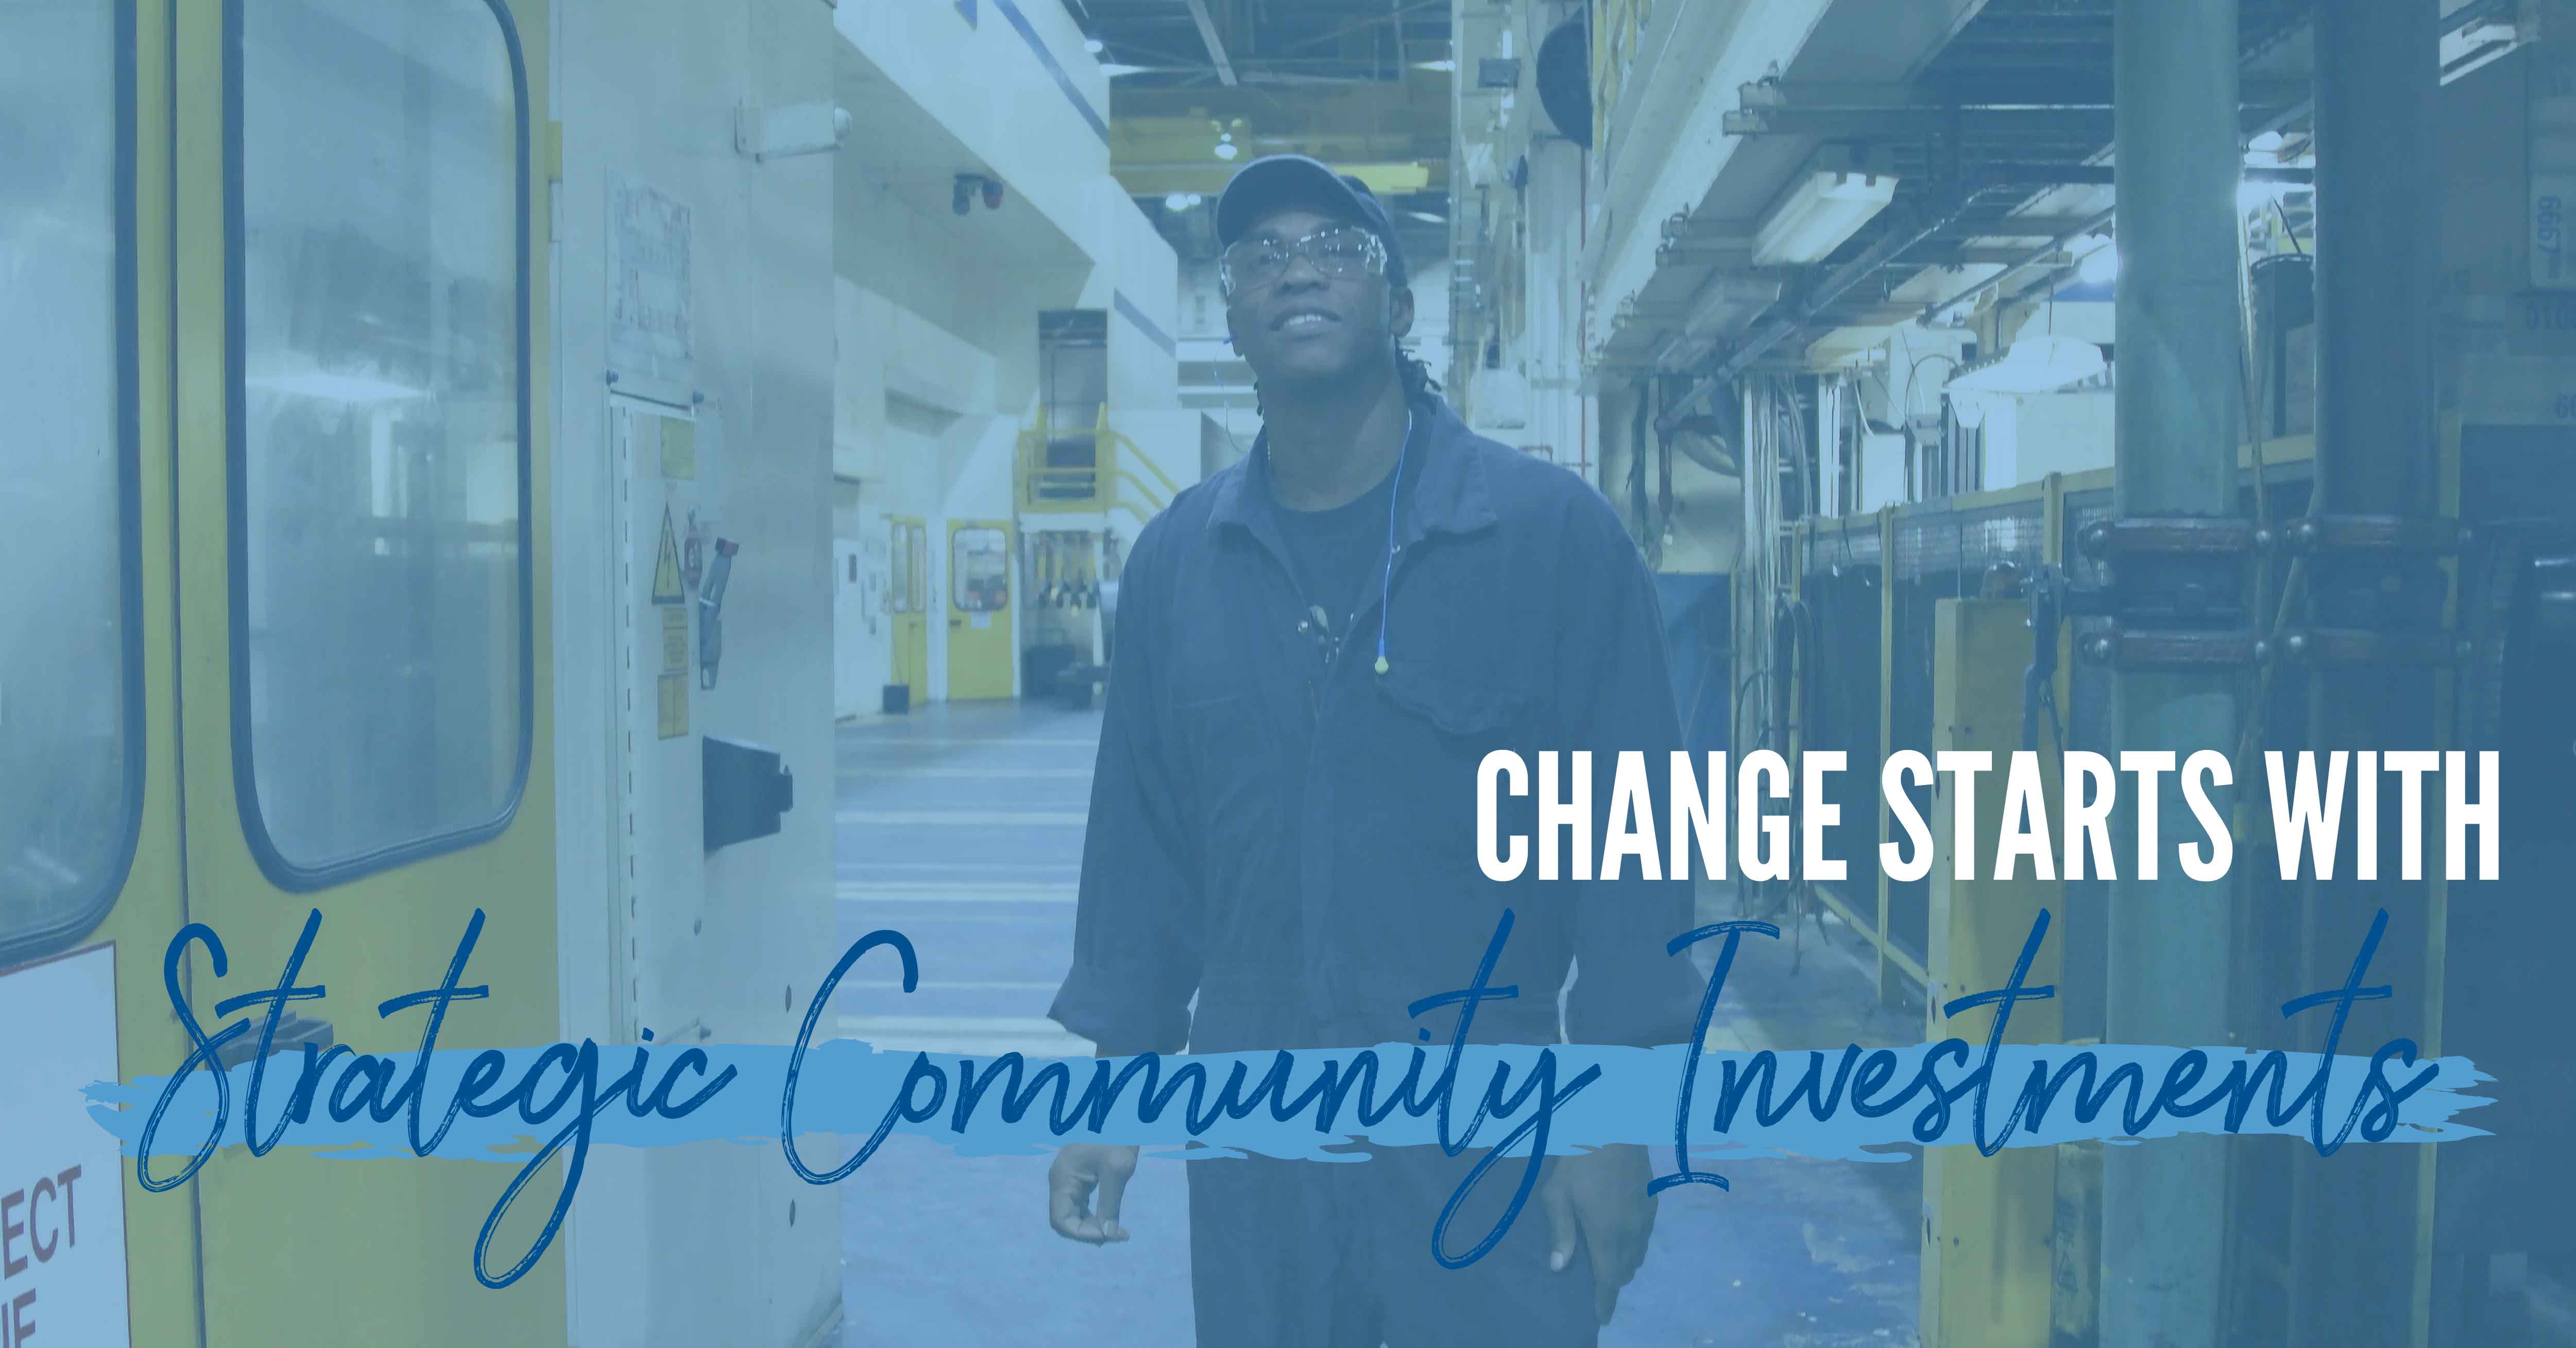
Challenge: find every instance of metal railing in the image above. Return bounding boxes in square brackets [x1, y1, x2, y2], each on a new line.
[1016, 406, 1178, 521]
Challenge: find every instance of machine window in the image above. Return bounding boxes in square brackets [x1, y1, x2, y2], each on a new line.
[0, 0, 140, 962]
[890, 522, 914, 615]
[952, 528, 1009, 614]
[232, 0, 530, 885]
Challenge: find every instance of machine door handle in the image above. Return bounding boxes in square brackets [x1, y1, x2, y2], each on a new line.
[215, 1014, 338, 1071]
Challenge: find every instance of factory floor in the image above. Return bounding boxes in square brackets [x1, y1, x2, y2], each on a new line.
[830, 700, 1924, 1347]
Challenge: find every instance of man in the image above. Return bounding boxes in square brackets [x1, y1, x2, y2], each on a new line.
[1046, 155, 1700, 1346]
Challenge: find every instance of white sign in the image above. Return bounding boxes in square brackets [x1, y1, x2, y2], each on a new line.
[608, 177, 695, 398]
[0, 945, 129, 1346]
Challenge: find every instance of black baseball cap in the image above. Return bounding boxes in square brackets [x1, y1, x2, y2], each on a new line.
[1215, 154, 1410, 289]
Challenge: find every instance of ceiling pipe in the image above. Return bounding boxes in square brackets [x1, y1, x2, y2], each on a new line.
[1652, 194, 1989, 436]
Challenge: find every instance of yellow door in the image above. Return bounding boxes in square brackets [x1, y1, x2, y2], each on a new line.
[167, 0, 565, 1341]
[893, 516, 928, 707]
[947, 519, 1016, 701]
[0, 2, 200, 1342]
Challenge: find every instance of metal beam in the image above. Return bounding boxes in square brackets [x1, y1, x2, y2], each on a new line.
[1275, 0, 1448, 55]
[1738, 77, 2308, 113]
[1183, 0, 1237, 86]
[1723, 107, 2114, 136]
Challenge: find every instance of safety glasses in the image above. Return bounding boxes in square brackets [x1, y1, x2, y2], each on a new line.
[1219, 225, 1387, 299]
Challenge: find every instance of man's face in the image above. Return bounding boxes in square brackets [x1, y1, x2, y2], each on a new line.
[1222, 206, 1415, 392]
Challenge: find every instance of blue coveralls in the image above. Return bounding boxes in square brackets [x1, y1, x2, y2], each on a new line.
[1049, 395, 1703, 1347]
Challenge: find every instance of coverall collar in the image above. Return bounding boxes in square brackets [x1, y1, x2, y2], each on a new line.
[1206, 393, 1499, 551]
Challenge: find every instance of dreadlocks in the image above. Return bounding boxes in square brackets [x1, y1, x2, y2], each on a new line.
[1399, 349, 1443, 404]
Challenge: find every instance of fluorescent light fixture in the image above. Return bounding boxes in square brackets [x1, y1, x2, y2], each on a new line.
[1099, 63, 1150, 77]
[1085, 38, 1104, 54]
[1752, 168, 1898, 266]
[1213, 141, 1239, 161]
[2079, 238, 2119, 285]
[1413, 58, 1455, 72]
[1948, 334, 2104, 396]
[1681, 275, 1784, 338]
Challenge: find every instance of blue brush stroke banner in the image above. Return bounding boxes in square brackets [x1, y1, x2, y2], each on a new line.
[76, 907, 2494, 1288]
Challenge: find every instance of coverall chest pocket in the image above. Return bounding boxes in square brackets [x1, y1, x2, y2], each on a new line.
[1365, 664, 1533, 835]
[1373, 663, 1528, 741]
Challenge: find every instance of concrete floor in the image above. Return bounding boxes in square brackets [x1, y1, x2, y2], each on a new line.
[832, 701, 1924, 1347]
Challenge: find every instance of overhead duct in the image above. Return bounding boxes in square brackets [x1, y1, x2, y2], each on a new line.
[1647, 274, 1784, 371]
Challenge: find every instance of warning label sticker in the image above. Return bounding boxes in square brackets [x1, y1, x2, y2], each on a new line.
[657, 672, 689, 739]
[661, 606, 689, 674]
[652, 506, 686, 606]
[660, 418, 696, 480]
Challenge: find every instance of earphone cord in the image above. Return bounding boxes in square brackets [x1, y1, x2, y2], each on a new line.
[1374, 407, 1413, 675]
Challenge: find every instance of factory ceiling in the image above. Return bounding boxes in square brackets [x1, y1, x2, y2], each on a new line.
[1066, 0, 1454, 258]
[1617, 0, 2340, 412]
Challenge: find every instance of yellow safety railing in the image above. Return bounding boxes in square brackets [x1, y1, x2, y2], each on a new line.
[1016, 406, 1177, 518]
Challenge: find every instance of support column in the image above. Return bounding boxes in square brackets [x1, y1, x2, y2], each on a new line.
[2291, 4, 2442, 1345]
[2100, 2, 2242, 1345]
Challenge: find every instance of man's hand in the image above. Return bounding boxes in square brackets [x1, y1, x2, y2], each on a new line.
[1048, 1143, 1139, 1244]
[1539, 1142, 1657, 1324]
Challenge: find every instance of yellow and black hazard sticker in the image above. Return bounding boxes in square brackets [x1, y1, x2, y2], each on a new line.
[652, 505, 686, 605]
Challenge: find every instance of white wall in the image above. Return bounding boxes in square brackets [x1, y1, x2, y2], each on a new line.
[831, 278, 1009, 706]
[828, 21, 1185, 709]
[833, 0, 1111, 257]
[1982, 389, 2115, 489]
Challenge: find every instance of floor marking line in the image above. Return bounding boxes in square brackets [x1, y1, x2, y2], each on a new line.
[838, 882, 1077, 903]
[839, 980, 1063, 992]
[836, 810, 1088, 826]
[840, 862, 1080, 874]
[838, 766, 1093, 779]
[835, 737, 1099, 748]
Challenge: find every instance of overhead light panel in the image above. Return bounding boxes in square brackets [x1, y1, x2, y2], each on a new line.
[1752, 160, 1898, 266]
